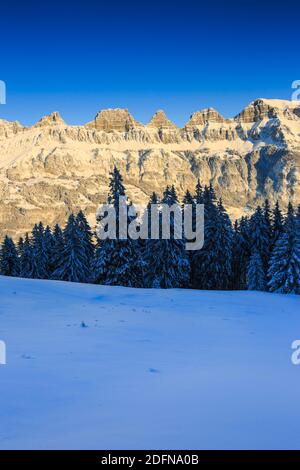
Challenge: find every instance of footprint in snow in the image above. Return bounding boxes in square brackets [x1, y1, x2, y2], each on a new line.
[148, 368, 160, 374]
[21, 354, 32, 359]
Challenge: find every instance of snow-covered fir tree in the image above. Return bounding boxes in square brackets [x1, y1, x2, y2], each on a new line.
[76, 210, 95, 264]
[143, 186, 190, 288]
[94, 166, 144, 287]
[17, 237, 24, 257]
[247, 249, 266, 291]
[52, 214, 90, 283]
[268, 203, 300, 294]
[0, 236, 19, 276]
[29, 223, 49, 279]
[192, 189, 233, 290]
[231, 216, 251, 289]
[51, 224, 65, 277]
[195, 178, 203, 204]
[272, 201, 284, 247]
[249, 206, 270, 283]
[19, 233, 34, 278]
[44, 225, 55, 275]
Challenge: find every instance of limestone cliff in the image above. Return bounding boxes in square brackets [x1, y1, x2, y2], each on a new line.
[0, 98, 299, 238]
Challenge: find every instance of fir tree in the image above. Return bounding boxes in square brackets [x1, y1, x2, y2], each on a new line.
[272, 201, 284, 247]
[268, 203, 300, 294]
[51, 224, 65, 275]
[182, 190, 194, 205]
[231, 217, 251, 289]
[0, 236, 19, 276]
[19, 233, 34, 278]
[192, 193, 232, 290]
[249, 206, 269, 282]
[195, 179, 203, 204]
[143, 186, 190, 288]
[17, 237, 24, 257]
[247, 249, 266, 291]
[44, 225, 55, 275]
[52, 214, 90, 283]
[76, 210, 95, 266]
[29, 223, 49, 279]
[94, 167, 144, 287]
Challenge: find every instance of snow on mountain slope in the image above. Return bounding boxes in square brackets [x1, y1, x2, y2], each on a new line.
[0, 276, 300, 449]
[0, 98, 300, 238]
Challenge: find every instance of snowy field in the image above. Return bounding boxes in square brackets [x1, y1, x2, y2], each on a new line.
[0, 275, 300, 450]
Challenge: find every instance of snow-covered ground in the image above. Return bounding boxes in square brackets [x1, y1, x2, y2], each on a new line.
[0, 275, 299, 450]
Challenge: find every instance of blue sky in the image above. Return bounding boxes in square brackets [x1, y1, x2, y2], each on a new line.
[0, 0, 299, 126]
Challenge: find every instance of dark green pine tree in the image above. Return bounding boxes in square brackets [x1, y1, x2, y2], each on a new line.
[94, 166, 143, 287]
[17, 237, 24, 257]
[51, 224, 65, 275]
[44, 225, 55, 275]
[268, 203, 300, 294]
[263, 198, 272, 267]
[182, 189, 194, 205]
[29, 223, 49, 279]
[143, 186, 190, 288]
[231, 216, 251, 289]
[192, 189, 233, 290]
[195, 178, 203, 204]
[247, 248, 266, 291]
[0, 236, 19, 276]
[249, 206, 269, 281]
[19, 233, 34, 278]
[76, 210, 95, 271]
[272, 201, 284, 247]
[52, 214, 90, 283]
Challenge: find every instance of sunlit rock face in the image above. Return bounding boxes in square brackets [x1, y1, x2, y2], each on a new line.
[0, 98, 299, 238]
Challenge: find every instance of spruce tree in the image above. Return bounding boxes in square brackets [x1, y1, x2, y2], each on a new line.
[94, 167, 143, 287]
[231, 217, 251, 289]
[247, 249, 266, 291]
[19, 233, 34, 278]
[249, 206, 269, 283]
[0, 236, 19, 276]
[272, 201, 284, 247]
[195, 178, 203, 204]
[76, 210, 95, 267]
[143, 186, 190, 288]
[51, 224, 65, 275]
[29, 223, 49, 279]
[268, 203, 300, 294]
[52, 214, 90, 283]
[192, 192, 232, 290]
[17, 237, 24, 257]
[44, 225, 55, 275]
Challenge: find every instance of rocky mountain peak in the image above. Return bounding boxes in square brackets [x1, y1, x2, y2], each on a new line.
[34, 111, 65, 127]
[233, 98, 297, 123]
[185, 108, 225, 127]
[147, 110, 177, 129]
[85, 108, 142, 132]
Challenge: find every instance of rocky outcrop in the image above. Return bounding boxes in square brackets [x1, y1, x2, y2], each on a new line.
[0, 98, 299, 239]
[148, 110, 177, 129]
[34, 112, 65, 127]
[85, 108, 142, 132]
[185, 108, 225, 126]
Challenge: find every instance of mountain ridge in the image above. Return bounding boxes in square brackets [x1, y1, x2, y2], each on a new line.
[0, 98, 299, 238]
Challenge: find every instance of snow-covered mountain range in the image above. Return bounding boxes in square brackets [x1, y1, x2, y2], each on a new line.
[0, 98, 300, 238]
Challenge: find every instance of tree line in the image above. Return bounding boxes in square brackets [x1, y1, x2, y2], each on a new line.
[0, 166, 300, 293]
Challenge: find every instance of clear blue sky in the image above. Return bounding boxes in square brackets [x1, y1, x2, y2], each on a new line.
[1, 0, 299, 126]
